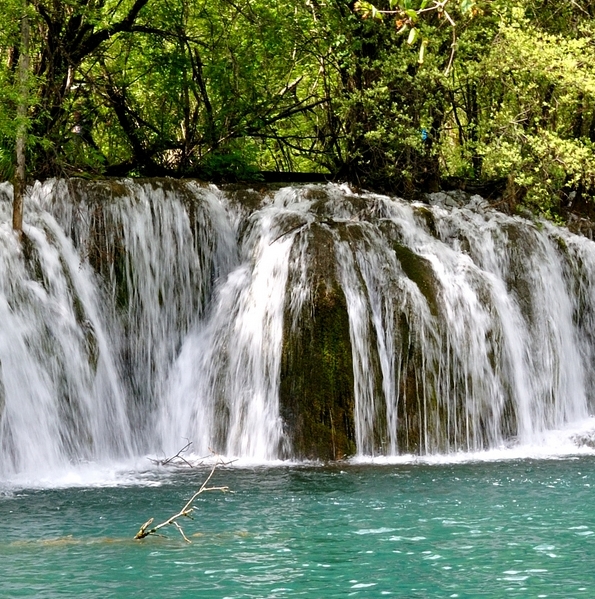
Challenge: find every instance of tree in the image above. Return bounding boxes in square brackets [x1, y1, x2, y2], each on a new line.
[13, 0, 29, 237]
[85, 0, 334, 177]
[464, 1, 595, 214]
[320, 0, 479, 195]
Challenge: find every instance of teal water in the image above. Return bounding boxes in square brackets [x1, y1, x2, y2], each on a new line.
[2, 458, 595, 598]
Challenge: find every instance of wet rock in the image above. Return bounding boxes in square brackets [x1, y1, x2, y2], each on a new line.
[280, 224, 356, 460]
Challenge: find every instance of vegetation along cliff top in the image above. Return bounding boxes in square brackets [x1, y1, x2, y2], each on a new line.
[1, 0, 595, 224]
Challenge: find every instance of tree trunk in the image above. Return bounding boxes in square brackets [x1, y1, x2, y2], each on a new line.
[13, 3, 30, 238]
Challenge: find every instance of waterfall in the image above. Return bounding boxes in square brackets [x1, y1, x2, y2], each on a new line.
[0, 182, 132, 475]
[1, 180, 594, 476]
[157, 188, 313, 459]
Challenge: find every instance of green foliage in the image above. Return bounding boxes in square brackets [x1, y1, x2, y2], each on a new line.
[199, 148, 263, 183]
[443, 1, 595, 214]
[0, 0, 594, 217]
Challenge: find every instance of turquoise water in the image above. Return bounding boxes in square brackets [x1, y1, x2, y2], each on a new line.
[2, 458, 595, 598]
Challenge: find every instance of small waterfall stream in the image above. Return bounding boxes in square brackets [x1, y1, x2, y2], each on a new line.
[1, 180, 594, 477]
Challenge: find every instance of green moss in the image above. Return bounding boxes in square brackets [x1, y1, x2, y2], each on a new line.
[82, 200, 131, 314]
[280, 224, 356, 460]
[72, 290, 100, 373]
[111, 246, 131, 313]
[338, 223, 366, 244]
[552, 232, 568, 255]
[394, 317, 440, 455]
[70, 178, 132, 201]
[393, 244, 440, 316]
[412, 205, 438, 237]
[224, 186, 269, 211]
[502, 222, 540, 323]
[307, 187, 369, 221]
[303, 186, 331, 205]
[499, 391, 519, 440]
[22, 233, 45, 289]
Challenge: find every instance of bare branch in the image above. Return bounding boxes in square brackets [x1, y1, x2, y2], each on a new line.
[134, 459, 231, 542]
[172, 521, 191, 543]
[148, 440, 197, 468]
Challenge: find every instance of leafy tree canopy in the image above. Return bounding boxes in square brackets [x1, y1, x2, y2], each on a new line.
[0, 0, 594, 218]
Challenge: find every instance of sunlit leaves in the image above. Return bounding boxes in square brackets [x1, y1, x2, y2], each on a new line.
[418, 39, 428, 63]
[353, 1, 383, 20]
[354, 0, 480, 77]
[454, 4, 595, 212]
[460, 0, 475, 15]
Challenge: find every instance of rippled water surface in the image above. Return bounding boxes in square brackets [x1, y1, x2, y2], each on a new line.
[2, 458, 595, 598]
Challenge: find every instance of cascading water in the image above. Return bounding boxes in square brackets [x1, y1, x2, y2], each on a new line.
[158, 188, 314, 459]
[1, 179, 594, 477]
[0, 182, 132, 475]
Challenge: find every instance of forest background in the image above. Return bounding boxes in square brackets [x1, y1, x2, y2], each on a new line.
[1, 0, 595, 220]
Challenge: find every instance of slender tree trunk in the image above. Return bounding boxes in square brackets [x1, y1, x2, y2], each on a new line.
[13, 3, 30, 238]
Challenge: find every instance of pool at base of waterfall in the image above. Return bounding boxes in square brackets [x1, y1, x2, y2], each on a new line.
[2, 457, 594, 598]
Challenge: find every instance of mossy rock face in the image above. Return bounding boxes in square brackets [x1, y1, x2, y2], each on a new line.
[83, 202, 130, 313]
[59, 180, 133, 314]
[22, 233, 45, 288]
[221, 185, 269, 211]
[412, 205, 438, 238]
[393, 310, 443, 454]
[393, 244, 440, 316]
[307, 188, 369, 221]
[502, 222, 540, 323]
[337, 222, 366, 244]
[138, 177, 200, 193]
[395, 348, 425, 454]
[69, 178, 131, 202]
[303, 186, 332, 206]
[280, 224, 356, 460]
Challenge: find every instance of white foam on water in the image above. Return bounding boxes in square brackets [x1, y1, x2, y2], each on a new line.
[350, 416, 595, 465]
[0, 458, 168, 491]
[0, 454, 309, 491]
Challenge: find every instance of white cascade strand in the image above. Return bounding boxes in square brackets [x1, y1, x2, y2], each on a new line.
[159, 189, 314, 459]
[0, 185, 132, 476]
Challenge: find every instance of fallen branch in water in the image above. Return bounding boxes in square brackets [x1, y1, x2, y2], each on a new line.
[147, 439, 196, 468]
[147, 440, 233, 469]
[134, 460, 230, 542]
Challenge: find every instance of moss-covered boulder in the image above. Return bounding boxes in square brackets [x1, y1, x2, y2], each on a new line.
[280, 224, 356, 460]
[393, 243, 440, 316]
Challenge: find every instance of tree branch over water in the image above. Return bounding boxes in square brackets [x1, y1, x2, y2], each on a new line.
[134, 458, 230, 543]
[147, 439, 195, 468]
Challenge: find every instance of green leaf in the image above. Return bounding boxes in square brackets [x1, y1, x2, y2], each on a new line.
[407, 27, 418, 45]
[460, 0, 475, 14]
[418, 39, 428, 64]
[354, 1, 383, 19]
